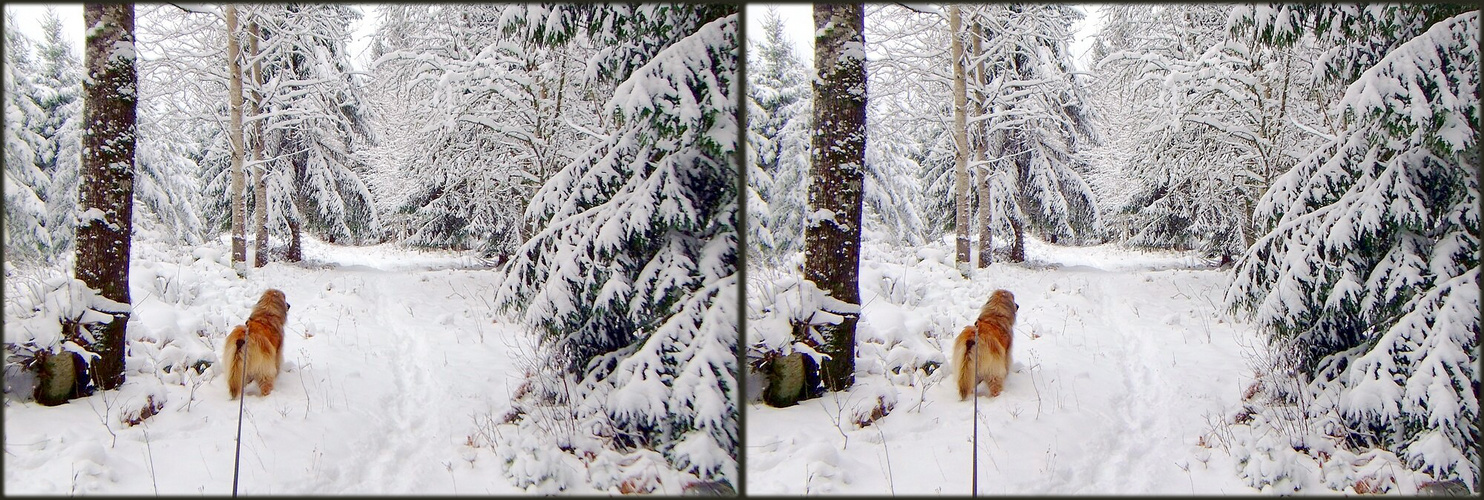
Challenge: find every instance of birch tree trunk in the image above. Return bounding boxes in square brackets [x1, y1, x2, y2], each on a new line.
[973, 20, 993, 268]
[75, 3, 136, 392]
[226, 4, 246, 264]
[950, 6, 970, 270]
[805, 3, 867, 393]
[250, 18, 267, 267]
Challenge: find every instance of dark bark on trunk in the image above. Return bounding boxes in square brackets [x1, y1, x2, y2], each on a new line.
[1009, 216, 1026, 263]
[75, 3, 136, 392]
[803, 3, 866, 394]
[287, 216, 302, 262]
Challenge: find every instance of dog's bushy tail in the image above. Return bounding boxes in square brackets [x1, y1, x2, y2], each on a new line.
[954, 326, 977, 400]
[224, 325, 248, 399]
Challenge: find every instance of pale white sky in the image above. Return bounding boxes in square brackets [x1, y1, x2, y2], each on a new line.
[746, 3, 814, 53]
[4, 3, 85, 56]
[3, 4, 379, 69]
[745, 4, 1103, 70]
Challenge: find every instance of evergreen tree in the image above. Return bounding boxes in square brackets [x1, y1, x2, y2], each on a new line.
[3, 25, 50, 264]
[746, 7, 811, 263]
[494, 4, 739, 489]
[257, 5, 378, 252]
[974, 5, 1102, 253]
[31, 10, 83, 263]
[199, 5, 379, 259]
[1227, 7, 1479, 489]
[132, 119, 206, 245]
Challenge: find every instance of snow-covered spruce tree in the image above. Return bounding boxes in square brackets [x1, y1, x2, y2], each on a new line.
[198, 5, 378, 260]
[862, 135, 928, 246]
[132, 119, 206, 246]
[974, 5, 1102, 253]
[864, 5, 1101, 256]
[365, 5, 593, 257]
[3, 25, 50, 265]
[20, 10, 84, 264]
[493, 5, 738, 491]
[746, 7, 811, 264]
[255, 5, 378, 254]
[1227, 7, 1479, 490]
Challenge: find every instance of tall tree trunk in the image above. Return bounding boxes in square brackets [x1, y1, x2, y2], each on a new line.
[950, 6, 970, 270]
[973, 20, 993, 268]
[287, 184, 304, 262]
[226, 4, 246, 264]
[1009, 216, 1025, 263]
[75, 3, 136, 392]
[287, 210, 303, 262]
[250, 18, 267, 268]
[804, 3, 866, 393]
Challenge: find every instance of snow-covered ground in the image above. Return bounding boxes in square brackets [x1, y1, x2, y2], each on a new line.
[746, 237, 1267, 494]
[2, 236, 570, 494]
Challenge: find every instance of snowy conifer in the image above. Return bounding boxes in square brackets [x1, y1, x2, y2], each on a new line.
[746, 8, 811, 263]
[494, 5, 738, 490]
[255, 5, 378, 247]
[975, 5, 1102, 249]
[3, 26, 50, 265]
[30, 11, 83, 263]
[197, 5, 379, 255]
[1228, 8, 1479, 489]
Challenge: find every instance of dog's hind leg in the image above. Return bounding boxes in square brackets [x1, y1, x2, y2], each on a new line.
[248, 343, 277, 396]
[982, 343, 1010, 397]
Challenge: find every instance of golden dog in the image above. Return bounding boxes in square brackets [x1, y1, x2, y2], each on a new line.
[223, 289, 289, 399]
[954, 289, 1017, 400]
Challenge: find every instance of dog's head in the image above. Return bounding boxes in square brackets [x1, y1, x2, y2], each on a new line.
[991, 289, 1016, 310]
[257, 289, 290, 314]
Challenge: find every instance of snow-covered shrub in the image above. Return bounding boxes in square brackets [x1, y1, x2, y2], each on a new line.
[2, 275, 124, 401]
[746, 271, 856, 394]
[1227, 9, 1479, 491]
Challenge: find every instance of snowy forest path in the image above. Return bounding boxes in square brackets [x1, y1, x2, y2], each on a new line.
[747, 241, 1263, 494]
[253, 252, 528, 495]
[1, 239, 531, 495]
[315, 268, 449, 493]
